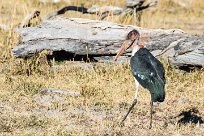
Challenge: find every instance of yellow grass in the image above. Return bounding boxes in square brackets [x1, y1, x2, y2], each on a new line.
[0, 0, 204, 135]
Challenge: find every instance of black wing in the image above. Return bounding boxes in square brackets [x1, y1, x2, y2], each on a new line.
[130, 48, 165, 102]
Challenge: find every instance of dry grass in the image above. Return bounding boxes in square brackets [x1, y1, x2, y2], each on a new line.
[0, 0, 204, 135]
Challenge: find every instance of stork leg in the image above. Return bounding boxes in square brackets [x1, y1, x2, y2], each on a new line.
[122, 78, 139, 122]
[149, 96, 153, 129]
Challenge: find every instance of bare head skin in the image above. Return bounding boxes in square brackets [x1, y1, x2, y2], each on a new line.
[114, 29, 146, 61]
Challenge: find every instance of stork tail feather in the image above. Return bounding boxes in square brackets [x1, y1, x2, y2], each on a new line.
[151, 78, 165, 102]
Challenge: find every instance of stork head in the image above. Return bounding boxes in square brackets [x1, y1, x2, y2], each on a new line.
[114, 29, 144, 61]
[127, 29, 140, 42]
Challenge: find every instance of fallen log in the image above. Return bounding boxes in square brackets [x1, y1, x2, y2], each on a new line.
[20, 10, 41, 28]
[12, 17, 204, 69]
[45, 0, 158, 21]
[145, 34, 204, 69]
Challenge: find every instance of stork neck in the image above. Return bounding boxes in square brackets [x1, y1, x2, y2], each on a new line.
[131, 45, 140, 56]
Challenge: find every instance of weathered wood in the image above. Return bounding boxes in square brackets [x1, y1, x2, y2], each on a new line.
[20, 10, 41, 28]
[46, 6, 89, 20]
[145, 34, 204, 67]
[45, 0, 158, 20]
[12, 17, 204, 68]
[45, 5, 123, 20]
[123, 0, 159, 25]
[125, 0, 158, 9]
[13, 17, 183, 56]
[87, 5, 123, 15]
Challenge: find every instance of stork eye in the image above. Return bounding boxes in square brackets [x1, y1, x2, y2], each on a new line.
[131, 33, 137, 40]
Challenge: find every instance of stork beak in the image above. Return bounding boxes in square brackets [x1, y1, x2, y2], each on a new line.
[114, 40, 133, 61]
[114, 36, 149, 61]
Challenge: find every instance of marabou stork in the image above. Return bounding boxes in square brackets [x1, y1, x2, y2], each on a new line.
[114, 29, 166, 129]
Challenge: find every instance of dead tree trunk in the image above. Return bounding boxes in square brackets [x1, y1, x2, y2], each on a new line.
[122, 0, 159, 25]
[45, 0, 158, 21]
[12, 17, 204, 69]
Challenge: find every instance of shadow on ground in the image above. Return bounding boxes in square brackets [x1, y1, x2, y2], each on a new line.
[46, 50, 122, 64]
[177, 108, 204, 124]
[46, 50, 97, 62]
